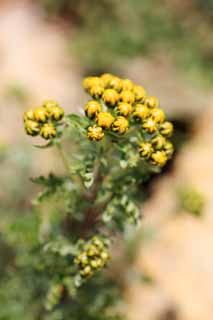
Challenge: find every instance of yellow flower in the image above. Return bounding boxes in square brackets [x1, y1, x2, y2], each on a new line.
[122, 79, 134, 91]
[150, 108, 165, 124]
[138, 142, 153, 159]
[133, 85, 146, 102]
[164, 141, 174, 158]
[80, 265, 93, 278]
[40, 123, 56, 140]
[34, 107, 48, 122]
[24, 120, 40, 136]
[151, 135, 166, 150]
[120, 90, 135, 104]
[101, 73, 114, 87]
[82, 76, 103, 91]
[108, 76, 123, 92]
[151, 150, 167, 167]
[23, 109, 35, 122]
[160, 121, 173, 137]
[133, 104, 150, 120]
[145, 96, 159, 108]
[43, 100, 64, 121]
[96, 112, 114, 129]
[89, 85, 104, 98]
[117, 102, 132, 116]
[112, 116, 129, 134]
[102, 89, 119, 106]
[87, 125, 104, 141]
[85, 100, 101, 118]
[142, 118, 158, 134]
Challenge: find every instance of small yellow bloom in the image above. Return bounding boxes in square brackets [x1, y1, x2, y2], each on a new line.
[108, 76, 123, 92]
[101, 73, 114, 87]
[133, 104, 150, 120]
[96, 112, 114, 129]
[34, 107, 48, 122]
[151, 135, 166, 150]
[122, 79, 134, 91]
[82, 76, 103, 91]
[145, 96, 159, 108]
[142, 118, 158, 134]
[117, 102, 132, 116]
[164, 141, 174, 158]
[87, 125, 104, 141]
[24, 120, 40, 136]
[120, 90, 135, 104]
[23, 109, 35, 122]
[85, 100, 101, 118]
[80, 265, 93, 278]
[160, 121, 173, 137]
[112, 116, 129, 134]
[43, 100, 59, 112]
[102, 89, 119, 106]
[138, 142, 153, 159]
[40, 123, 56, 140]
[151, 150, 167, 167]
[133, 85, 146, 102]
[150, 108, 165, 124]
[89, 85, 104, 98]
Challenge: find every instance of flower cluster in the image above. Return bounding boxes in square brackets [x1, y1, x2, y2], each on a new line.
[74, 237, 110, 279]
[23, 100, 64, 140]
[83, 73, 174, 167]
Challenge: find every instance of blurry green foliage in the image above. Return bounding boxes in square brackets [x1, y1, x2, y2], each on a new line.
[41, 0, 213, 85]
[178, 186, 205, 216]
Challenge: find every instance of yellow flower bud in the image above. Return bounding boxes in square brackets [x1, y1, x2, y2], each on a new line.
[24, 120, 40, 136]
[160, 121, 173, 137]
[89, 85, 104, 98]
[96, 112, 114, 129]
[85, 100, 101, 118]
[150, 108, 165, 124]
[112, 116, 129, 134]
[40, 123, 56, 140]
[122, 79, 134, 91]
[133, 104, 150, 120]
[101, 251, 109, 261]
[90, 260, 99, 269]
[101, 73, 114, 87]
[164, 141, 174, 159]
[133, 85, 146, 102]
[43, 100, 59, 112]
[120, 90, 135, 104]
[138, 142, 153, 158]
[82, 76, 103, 91]
[34, 107, 48, 122]
[145, 96, 159, 108]
[80, 265, 93, 278]
[87, 125, 104, 141]
[51, 106, 64, 121]
[151, 135, 166, 150]
[108, 76, 122, 92]
[142, 118, 158, 134]
[102, 89, 119, 106]
[117, 102, 132, 116]
[92, 237, 104, 250]
[23, 109, 35, 122]
[78, 253, 89, 266]
[151, 150, 167, 167]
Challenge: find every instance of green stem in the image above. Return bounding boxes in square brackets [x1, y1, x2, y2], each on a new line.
[56, 143, 71, 175]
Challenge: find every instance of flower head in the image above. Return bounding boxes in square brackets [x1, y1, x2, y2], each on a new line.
[87, 125, 104, 141]
[102, 89, 119, 106]
[40, 123, 57, 140]
[96, 112, 114, 129]
[85, 100, 102, 118]
[112, 116, 129, 134]
[117, 102, 132, 116]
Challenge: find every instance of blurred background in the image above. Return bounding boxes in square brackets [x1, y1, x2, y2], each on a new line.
[0, 0, 213, 319]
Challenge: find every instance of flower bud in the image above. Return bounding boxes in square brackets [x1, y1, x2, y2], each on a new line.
[151, 135, 166, 150]
[122, 79, 134, 91]
[151, 150, 167, 167]
[87, 125, 104, 141]
[138, 142, 153, 158]
[164, 141, 174, 158]
[120, 90, 135, 104]
[160, 121, 173, 137]
[89, 85, 104, 98]
[133, 85, 146, 102]
[40, 123, 56, 140]
[85, 100, 101, 118]
[23, 109, 35, 122]
[24, 120, 40, 136]
[133, 104, 149, 120]
[102, 89, 119, 106]
[150, 108, 165, 124]
[34, 107, 48, 122]
[108, 76, 122, 92]
[145, 96, 159, 108]
[96, 112, 114, 129]
[117, 102, 132, 116]
[83, 76, 103, 91]
[101, 73, 114, 88]
[142, 118, 157, 134]
[112, 116, 129, 134]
